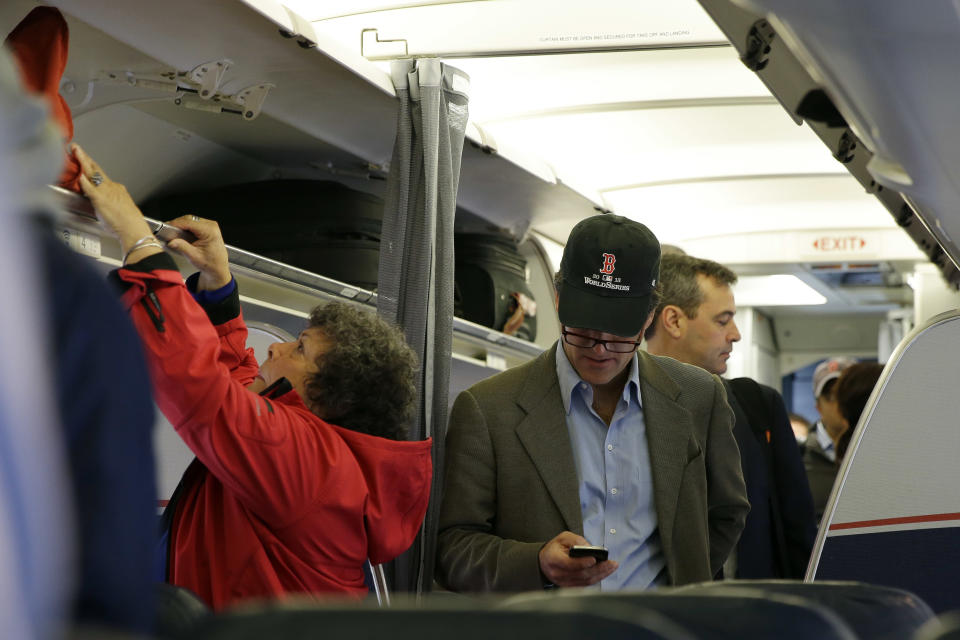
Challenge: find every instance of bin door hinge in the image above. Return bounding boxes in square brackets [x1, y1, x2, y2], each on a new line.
[741, 19, 776, 72]
[834, 130, 858, 164]
[187, 58, 232, 99]
[233, 83, 275, 121]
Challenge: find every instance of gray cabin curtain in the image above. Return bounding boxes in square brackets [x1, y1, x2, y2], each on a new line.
[377, 58, 469, 594]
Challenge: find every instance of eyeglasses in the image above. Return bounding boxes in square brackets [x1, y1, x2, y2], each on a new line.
[561, 329, 641, 353]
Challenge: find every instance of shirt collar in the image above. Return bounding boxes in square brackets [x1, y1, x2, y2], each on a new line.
[815, 420, 835, 452]
[555, 341, 642, 416]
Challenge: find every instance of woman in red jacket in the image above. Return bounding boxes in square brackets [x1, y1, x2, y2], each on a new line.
[73, 144, 433, 610]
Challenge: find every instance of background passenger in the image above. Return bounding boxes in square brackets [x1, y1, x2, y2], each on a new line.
[39, 210, 158, 633]
[833, 362, 885, 463]
[436, 214, 748, 592]
[3, 14, 159, 634]
[805, 357, 856, 522]
[0, 46, 76, 640]
[645, 253, 815, 579]
[74, 145, 433, 610]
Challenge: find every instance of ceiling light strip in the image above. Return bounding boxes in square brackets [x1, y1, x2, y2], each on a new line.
[481, 96, 778, 125]
[363, 41, 733, 61]
[602, 171, 849, 194]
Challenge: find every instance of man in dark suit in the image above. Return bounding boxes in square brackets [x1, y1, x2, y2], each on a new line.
[436, 215, 749, 592]
[645, 254, 816, 579]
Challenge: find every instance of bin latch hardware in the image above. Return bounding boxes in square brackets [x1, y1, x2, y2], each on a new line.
[188, 59, 232, 99]
[834, 130, 858, 164]
[741, 19, 776, 72]
[360, 28, 408, 58]
[234, 83, 275, 121]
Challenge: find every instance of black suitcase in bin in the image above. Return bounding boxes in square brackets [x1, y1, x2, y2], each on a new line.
[454, 233, 537, 342]
[141, 180, 384, 292]
[143, 182, 537, 341]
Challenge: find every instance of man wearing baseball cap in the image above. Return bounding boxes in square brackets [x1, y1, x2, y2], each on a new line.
[436, 214, 749, 592]
[805, 357, 857, 521]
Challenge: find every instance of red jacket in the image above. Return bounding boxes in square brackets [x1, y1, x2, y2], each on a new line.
[114, 255, 432, 609]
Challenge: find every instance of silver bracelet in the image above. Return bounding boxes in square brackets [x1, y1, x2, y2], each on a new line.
[123, 235, 163, 265]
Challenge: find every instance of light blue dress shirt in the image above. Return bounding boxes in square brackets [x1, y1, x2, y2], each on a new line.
[555, 342, 667, 591]
[815, 421, 836, 462]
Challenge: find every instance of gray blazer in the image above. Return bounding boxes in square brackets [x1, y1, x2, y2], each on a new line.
[436, 344, 749, 592]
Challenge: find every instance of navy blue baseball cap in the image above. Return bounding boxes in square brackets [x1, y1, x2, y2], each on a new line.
[557, 214, 661, 337]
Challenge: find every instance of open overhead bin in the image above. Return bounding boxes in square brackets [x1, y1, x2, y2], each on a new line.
[4, 0, 579, 363]
[41, 0, 601, 240]
[696, 0, 960, 288]
[52, 175, 544, 372]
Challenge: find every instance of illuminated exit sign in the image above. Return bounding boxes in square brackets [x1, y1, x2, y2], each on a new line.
[812, 235, 868, 252]
[799, 231, 880, 261]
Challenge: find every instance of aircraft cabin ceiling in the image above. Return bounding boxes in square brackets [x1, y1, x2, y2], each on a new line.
[0, 0, 936, 318]
[283, 0, 927, 315]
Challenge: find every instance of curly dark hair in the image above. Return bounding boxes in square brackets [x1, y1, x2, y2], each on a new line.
[302, 302, 417, 441]
[644, 254, 738, 341]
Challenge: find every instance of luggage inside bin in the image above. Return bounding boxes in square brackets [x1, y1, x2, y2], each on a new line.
[141, 180, 384, 291]
[454, 233, 537, 342]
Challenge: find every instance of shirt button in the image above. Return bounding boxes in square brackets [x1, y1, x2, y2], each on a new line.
[609, 528, 617, 535]
[610, 488, 618, 495]
[607, 444, 614, 451]
[580, 383, 588, 389]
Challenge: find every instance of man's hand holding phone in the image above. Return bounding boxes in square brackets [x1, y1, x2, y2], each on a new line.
[569, 545, 609, 562]
[538, 531, 617, 587]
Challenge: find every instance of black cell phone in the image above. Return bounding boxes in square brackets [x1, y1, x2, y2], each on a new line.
[569, 545, 609, 562]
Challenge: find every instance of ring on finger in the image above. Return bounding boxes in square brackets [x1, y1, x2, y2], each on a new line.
[90, 172, 104, 187]
[190, 215, 200, 221]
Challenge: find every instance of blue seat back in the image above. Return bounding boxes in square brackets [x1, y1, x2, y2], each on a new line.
[501, 589, 857, 640]
[679, 579, 934, 640]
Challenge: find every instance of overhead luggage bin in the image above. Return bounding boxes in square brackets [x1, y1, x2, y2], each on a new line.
[52, 186, 543, 367]
[728, 0, 960, 271]
[50, 0, 396, 160]
[19, 0, 566, 362]
[39, 0, 602, 241]
[696, 0, 960, 288]
[302, 0, 729, 59]
[141, 180, 387, 292]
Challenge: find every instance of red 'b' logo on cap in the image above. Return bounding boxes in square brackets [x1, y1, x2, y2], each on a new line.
[600, 253, 616, 274]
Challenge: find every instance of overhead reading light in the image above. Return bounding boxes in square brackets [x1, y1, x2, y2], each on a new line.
[732, 274, 826, 306]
